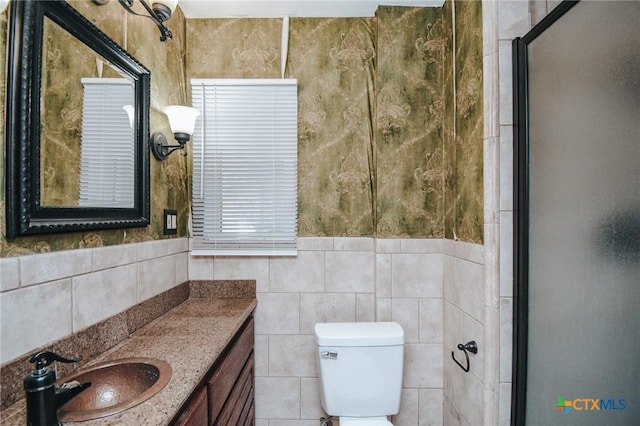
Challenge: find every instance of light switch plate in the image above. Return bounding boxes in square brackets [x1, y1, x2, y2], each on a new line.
[163, 209, 177, 235]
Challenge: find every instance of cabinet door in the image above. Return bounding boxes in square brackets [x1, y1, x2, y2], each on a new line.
[173, 386, 208, 426]
[208, 318, 254, 422]
[216, 353, 254, 425]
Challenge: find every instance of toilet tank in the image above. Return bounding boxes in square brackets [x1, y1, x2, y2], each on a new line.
[314, 322, 404, 417]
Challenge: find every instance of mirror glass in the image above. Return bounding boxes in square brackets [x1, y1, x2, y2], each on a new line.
[40, 16, 136, 209]
[5, 0, 150, 237]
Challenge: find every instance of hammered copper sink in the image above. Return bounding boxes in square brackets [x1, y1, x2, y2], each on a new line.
[57, 358, 172, 422]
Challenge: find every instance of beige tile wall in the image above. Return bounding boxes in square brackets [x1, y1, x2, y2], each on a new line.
[1, 235, 485, 425]
[442, 239, 485, 426]
[0, 238, 189, 364]
[190, 237, 483, 426]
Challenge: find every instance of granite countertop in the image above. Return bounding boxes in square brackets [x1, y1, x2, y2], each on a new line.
[1, 296, 257, 425]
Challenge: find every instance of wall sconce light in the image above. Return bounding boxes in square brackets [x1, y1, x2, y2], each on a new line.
[150, 106, 200, 161]
[92, 0, 178, 42]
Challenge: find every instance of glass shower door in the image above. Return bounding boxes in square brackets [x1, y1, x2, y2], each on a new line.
[513, 1, 640, 425]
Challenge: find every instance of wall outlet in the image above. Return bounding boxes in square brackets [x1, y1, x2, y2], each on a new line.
[164, 209, 177, 235]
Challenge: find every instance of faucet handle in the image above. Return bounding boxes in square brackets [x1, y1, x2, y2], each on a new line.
[29, 351, 83, 370]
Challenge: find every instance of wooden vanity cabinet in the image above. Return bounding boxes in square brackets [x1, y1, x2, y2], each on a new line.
[172, 316, 255, 426]
[173, 386, 208, 426]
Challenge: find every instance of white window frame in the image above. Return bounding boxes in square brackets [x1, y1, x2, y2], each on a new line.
[190, 79, 298, 256]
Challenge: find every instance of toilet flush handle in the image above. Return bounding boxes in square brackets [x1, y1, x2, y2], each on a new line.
[320, 350, 338, 360]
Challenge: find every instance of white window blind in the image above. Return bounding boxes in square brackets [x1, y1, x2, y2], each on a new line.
[191, 79, 298, 256]
[79, 78, 135, 208]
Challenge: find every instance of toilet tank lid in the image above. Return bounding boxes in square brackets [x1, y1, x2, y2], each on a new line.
[314, 322, 404, 346]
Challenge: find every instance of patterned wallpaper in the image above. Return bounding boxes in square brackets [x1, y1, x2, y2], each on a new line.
[187, 17, 378, 237]
[376, 6, 450, 238]
[451, 0, 483, 243]
[0, 0, 190, 257]
[187, 1, 483, 241]
[1, 0, 483, 257]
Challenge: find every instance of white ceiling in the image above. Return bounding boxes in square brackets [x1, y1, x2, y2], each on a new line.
[177, 0, 445, 18]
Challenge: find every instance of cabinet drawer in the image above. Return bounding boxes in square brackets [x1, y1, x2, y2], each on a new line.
[208, 317, 254, 422]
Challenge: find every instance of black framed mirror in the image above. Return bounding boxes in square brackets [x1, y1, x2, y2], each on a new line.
[5, 0, 150, 238]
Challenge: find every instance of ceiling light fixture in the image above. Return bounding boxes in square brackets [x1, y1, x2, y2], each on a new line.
[92, 0, 178, 42]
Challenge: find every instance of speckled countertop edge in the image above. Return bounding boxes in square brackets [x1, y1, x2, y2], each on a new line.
[1, 296, 257, 426]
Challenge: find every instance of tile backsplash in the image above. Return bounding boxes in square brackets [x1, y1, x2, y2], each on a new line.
[0, 238, 189, 364]
[0, 279, 255, 412]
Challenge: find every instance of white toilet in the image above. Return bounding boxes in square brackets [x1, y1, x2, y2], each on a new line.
[314, 322, 404, 426]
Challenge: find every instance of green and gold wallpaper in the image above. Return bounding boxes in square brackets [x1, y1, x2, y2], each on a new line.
[187, 17, 378, 237]
[0, 0, 190, 257]
[451, 0, 483, 243]
[187, 0, 482, 241]
[1, 0, 483, 257]
[376, 5, 450, 238]
[291, 18, 377, 237]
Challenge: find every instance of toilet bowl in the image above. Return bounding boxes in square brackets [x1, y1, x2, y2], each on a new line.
[314, 322, 404, 426]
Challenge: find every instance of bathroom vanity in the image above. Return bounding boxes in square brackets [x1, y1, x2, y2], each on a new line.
[172, 316, 254, 425]
[0, 282, 256, 426]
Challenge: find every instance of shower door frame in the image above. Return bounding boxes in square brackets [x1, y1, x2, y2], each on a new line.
[510, 1, 580, 425]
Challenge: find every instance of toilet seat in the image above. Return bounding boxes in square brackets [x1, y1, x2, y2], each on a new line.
[339, 416, 393, 426]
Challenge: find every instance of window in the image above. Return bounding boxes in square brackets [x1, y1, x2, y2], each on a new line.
[79, 78, 135, 208]
[191, 79, 298, 256]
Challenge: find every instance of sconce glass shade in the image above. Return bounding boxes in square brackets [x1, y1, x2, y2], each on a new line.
[123, 105, 134, 129]
[151, 0, 178, 21]
[154, 0, 178, 13]
[151, 105, 200, 161]
[163, 105, 200, 138]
